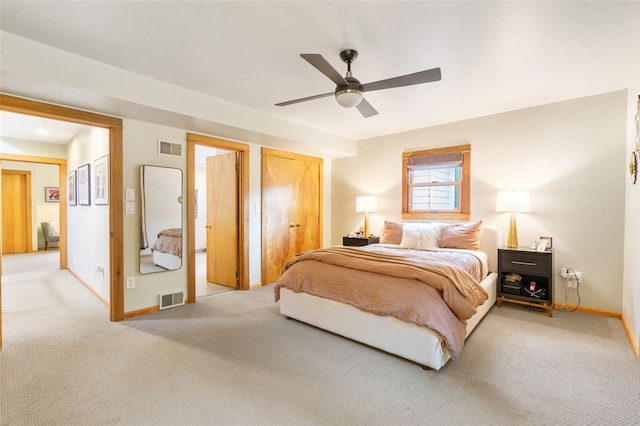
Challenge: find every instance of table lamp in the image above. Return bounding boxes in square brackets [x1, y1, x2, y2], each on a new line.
[496, 190, 530, 248]
[356, 196, 378, 238]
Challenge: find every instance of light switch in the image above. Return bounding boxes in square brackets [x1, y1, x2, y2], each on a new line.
[125, 188, 135, 201]
[126, 201, 135, 215]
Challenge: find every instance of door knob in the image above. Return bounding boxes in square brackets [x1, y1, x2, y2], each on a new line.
[205, 224, 212, 229]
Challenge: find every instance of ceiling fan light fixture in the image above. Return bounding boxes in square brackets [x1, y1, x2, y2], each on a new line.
[335, 88, 363, 108]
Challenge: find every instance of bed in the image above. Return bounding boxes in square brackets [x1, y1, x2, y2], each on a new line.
[274, 221, 501, 370]
[152, 228, 182, 270]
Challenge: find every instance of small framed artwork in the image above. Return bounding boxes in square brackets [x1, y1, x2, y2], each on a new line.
[539, 236, 553, 250]
[77, 163, 91, 206]
[68, 170, 77, 206]
[536, 240, 548, 252]
[44, 186, 60, 202]
[94, 154, 109, 205]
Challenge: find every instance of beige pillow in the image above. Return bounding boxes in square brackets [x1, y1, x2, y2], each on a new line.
[399, 223, 440, 250]
[438, 220, 482, 250]
[380, 220, 404, 244]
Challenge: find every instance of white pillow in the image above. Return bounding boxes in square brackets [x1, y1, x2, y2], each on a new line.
[399, 223, 440, 250]
[49, 220, 60, 236]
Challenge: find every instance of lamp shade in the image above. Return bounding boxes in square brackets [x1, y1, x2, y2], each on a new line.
[335, 89, 363, 108]
[356, 196, 378, 212]
[496, 190, 531, 213]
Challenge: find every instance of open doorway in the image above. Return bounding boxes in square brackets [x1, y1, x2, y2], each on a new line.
[194, 145, 237, 298]
[1, 162, 60, 255]
[0, 95, 124, 350]
[186, 133, 250, 304]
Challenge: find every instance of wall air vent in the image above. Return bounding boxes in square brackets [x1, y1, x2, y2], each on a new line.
[158, 139, 183, 157]
[159, 291, 185, 310]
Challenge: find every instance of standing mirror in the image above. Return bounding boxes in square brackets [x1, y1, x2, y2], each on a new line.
[140, 165, 183, 273]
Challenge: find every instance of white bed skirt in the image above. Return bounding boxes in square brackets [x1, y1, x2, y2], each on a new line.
[279, 272, 497, 370]
[152, 250, 182, 270]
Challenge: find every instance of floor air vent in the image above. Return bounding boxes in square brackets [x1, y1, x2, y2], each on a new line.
[159, 291, 185, 310]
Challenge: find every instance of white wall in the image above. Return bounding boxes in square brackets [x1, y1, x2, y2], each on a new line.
[623, 89, 640, 351]
[66, 126, 110, 299]
[1, 137, 68, 159]
[333, 91, 627, 313]
[122, 120, 187, 312]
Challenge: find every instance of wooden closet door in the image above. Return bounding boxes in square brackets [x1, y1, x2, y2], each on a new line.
[262, 148, 322, 284]
[2, 170, 32, 254]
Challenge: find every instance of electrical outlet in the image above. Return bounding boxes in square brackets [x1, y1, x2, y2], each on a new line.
[560, 267, 582, 280]
[126, 276, 135, 289]
[561, 267, 582, 288]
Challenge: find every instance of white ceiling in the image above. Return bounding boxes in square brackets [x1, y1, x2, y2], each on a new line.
[0, 111, 87, 144]
[0, 1, 639, 143]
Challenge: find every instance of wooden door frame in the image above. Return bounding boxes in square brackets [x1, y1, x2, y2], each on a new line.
[186, 133, 250, 304]
[0, 94, 124, 350]
[1, 169, 34, 253]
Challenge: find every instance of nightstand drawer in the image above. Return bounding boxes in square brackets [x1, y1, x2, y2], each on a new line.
[499, 251, 550, 275]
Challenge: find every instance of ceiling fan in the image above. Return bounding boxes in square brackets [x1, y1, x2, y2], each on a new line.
[276, 49, 441, 118]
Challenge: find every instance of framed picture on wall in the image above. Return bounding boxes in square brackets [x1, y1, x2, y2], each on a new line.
[44, 186, 59, 202]
[77, 163, 91, 205]
[94, 155, 109, 205]
[67, 170, 77, 206]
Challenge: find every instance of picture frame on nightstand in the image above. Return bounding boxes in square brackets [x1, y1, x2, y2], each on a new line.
[536, 239, 548, 252]
[539, 236, 552, 250]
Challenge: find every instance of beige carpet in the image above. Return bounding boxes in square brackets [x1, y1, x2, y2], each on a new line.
[1, 251, 638, 425]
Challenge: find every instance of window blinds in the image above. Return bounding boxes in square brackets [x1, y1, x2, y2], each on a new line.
[406, 152, 463, 170]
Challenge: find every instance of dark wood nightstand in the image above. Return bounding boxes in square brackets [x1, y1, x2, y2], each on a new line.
[497, 247, 554, 317]
[342, 236, 380, 246]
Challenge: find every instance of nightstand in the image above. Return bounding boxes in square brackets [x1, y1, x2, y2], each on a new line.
[496, 247, 554, 317]
[342, 236, 380, 246]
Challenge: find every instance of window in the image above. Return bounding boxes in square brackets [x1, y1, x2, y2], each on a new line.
[402, 144, 470, 220]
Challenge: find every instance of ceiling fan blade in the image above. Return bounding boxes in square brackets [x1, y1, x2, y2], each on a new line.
[301, 53, 349, 87]
[275, 92, 334, 107]
[362, 67, 441, 92]
[356, 98, 378, 118]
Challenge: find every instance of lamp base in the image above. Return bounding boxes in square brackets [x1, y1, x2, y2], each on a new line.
[507, 213, 519, 248]
[363, 212, 370, 238]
